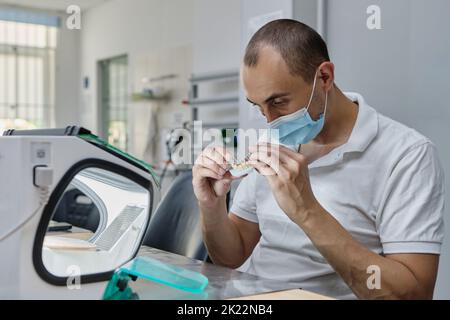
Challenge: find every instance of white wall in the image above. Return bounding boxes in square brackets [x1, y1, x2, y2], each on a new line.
[325, 0, 450, 299]
[79, 0, 195, 134]
[54, 16, 80, 127]
[192, 0, 241, 133]
[192, 0, 241, 74]
[293, 0, 318, 33]
[131, 45, 193, 166]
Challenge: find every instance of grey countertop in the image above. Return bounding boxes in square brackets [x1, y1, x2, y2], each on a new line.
[130, 246, 301, 300]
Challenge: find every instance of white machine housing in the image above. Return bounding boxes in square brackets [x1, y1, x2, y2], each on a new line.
[0, 132, 159, 299]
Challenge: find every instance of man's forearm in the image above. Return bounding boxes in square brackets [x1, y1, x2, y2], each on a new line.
[200, 197, 246, 269]
[295, 203, 428, 299]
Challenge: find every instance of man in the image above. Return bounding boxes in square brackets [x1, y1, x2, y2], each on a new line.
[192, 19, 444, 299]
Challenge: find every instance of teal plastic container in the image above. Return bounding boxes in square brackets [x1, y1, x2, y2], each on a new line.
[103, 256, 209, 300]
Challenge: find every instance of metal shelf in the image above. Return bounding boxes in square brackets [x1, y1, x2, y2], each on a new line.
[190, 70, 239, 84]
[189, 69, 240, 129]
[201, 121, 239, 128]
[186, 96, 239, 106]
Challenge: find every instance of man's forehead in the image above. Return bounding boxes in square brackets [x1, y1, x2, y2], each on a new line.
[242, 64, 302, 100]
[241, 46, 308, 102]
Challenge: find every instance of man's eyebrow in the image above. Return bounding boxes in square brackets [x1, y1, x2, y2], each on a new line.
[246, 93, 290, 106]
[264, 92, 290, 104]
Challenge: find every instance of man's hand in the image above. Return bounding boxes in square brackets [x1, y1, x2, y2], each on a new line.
[248, 143, 318, 224]
[194, 146, 260, 269]
[192, 145, 238, 208]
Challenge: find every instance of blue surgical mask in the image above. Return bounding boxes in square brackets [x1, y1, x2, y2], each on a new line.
[268, 71, 328, 146]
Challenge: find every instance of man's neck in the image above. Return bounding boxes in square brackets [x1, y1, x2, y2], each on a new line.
[311, 86, 359, 147]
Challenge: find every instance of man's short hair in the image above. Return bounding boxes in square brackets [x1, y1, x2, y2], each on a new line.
[244, 19, 330, 83]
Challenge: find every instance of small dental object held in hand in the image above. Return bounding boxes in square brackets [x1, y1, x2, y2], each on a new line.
[225, 128, 301, 178]
[228, 153, 253, 177]
[227, 142, 300, 178]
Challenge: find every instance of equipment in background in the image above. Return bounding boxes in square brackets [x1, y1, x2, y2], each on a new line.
[159, 122, 192, 185]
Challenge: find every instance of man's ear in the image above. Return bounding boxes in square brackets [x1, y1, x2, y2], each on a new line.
[318, 62, 335, 91]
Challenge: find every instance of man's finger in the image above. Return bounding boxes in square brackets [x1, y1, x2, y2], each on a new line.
[248, 151, 282, 174]
[193, 167, 223, 181]
[251, 143, 299, 166]
[248, 159, 277, 176]
[211, 146, 234, 163]
[195, 155, 226, 176]
[202, 147, 229, 170]
[223, 171, 247, 181]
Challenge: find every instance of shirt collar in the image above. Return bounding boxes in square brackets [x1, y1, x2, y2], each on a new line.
[309, 92, 379, 168]
[342, 92, 379, 153]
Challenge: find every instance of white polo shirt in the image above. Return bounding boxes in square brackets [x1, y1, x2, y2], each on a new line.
[230, 92, 445, 300]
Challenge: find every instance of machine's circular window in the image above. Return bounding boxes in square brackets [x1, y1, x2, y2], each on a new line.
[34, 160, 153, 285]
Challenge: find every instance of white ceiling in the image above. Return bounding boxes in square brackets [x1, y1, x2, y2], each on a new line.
[0, 0, 110, 12]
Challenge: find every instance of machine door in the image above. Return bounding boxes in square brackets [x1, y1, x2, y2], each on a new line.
[33, 159, 153, 286]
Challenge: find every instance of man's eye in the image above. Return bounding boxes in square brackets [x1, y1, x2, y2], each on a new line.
[270, 99, 285, 107]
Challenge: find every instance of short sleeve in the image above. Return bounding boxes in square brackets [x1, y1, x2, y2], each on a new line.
[230, 172, 259, 223]
[377, 141, 445, 254]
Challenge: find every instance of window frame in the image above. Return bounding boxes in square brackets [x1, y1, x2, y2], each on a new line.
[0, 15, 57, 129]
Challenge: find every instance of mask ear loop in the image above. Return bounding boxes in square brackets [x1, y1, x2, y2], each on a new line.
[306, 70, 329, 118]
[322, 90, 328, 117]
[305, 70, 319, 112]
